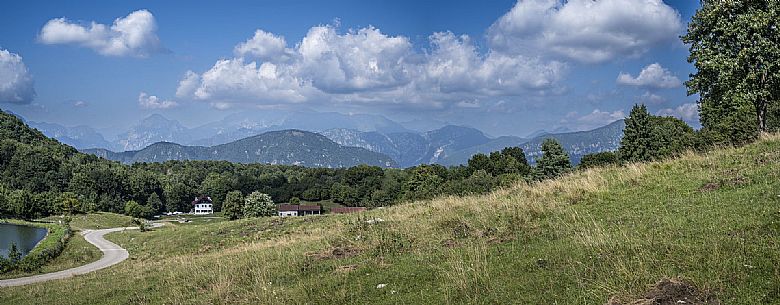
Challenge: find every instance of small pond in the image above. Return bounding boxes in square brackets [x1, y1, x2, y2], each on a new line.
[0, 223, 47, 259]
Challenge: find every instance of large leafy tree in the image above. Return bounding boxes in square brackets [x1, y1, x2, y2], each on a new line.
[649, 116, 697, 158]
[401, 165, 444, 201]
[200, 173, 234, 212]
[243, 191, 276, 218]
[534, 139, 571, 180]
[683, 0, 780, 142]
[146, 192, 163, 215]
[222, 191, 244, 220]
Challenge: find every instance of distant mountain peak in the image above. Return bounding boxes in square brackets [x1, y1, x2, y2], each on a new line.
[84, 129, 396, 168]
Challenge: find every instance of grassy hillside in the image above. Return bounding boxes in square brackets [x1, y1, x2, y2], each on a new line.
[2, 135, 779, 304]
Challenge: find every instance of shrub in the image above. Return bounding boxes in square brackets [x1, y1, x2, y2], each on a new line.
[579, 152, 620, 169]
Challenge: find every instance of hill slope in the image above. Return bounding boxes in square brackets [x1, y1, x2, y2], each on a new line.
[4, 135, 779, 304]
[84, 130, 397, 168]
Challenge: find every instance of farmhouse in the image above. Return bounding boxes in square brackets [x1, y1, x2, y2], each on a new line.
[192, 196, 213, 215]
[277, 204, 322, 217]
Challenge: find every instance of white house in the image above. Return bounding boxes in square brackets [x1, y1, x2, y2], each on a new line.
[192, 196, 213, 215]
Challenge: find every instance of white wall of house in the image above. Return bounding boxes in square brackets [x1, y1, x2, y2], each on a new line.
[194, 203, 213, 215]
[278, 211, 297, 217]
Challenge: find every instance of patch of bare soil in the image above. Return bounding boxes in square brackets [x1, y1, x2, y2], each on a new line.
[606, 278, 719, 305]
[699, 182, 720, 192]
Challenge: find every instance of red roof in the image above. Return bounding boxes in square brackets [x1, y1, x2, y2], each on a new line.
[298, 205, 321, 211]
[277, 204, 321, 212]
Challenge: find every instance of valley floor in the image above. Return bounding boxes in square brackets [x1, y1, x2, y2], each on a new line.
[2, 135, 779, 304]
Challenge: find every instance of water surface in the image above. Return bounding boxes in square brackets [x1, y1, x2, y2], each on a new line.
[0, 223, 48, 259]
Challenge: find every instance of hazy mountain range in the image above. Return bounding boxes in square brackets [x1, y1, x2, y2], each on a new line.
[324, 120, 625, 167]
[83, 130, 396, 168]
[30, 110, 415, 151]
[26, 110, 625, 168]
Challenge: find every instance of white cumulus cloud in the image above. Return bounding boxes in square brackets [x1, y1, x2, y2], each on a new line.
[296, 25, 414, 93]
[234, 29, 290, 61]
[175, 70, 200, 98]
[617, 63, 681, 89]
[178, 25, 567, 110]
[0, 49, 36, 104]
[138, 92, 178, 109]
[422, 32, 565, 96]
[657, 102, 699, 124]
[39, 10, 164, 57]
[639, 91, 667, 104]
[187, 58, 314, 105]
[570, 109, 626, 130]
[487, 0, 683, 63]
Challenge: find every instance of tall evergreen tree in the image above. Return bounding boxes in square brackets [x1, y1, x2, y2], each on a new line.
[619, 104, 653, 162]
[683, 0, 780, 143]
[534, 139, 571, 180]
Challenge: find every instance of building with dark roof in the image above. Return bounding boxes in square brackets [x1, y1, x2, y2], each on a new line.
[277, 204, 321, 217]
[192, 196, 213, 214]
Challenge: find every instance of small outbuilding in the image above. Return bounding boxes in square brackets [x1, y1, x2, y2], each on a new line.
[277, 204, 322, 217]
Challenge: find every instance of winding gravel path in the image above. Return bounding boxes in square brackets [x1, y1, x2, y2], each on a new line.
[0, 226, 144, 288]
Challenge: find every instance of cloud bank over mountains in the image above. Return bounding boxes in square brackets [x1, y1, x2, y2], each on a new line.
[175, 0, 685, 112]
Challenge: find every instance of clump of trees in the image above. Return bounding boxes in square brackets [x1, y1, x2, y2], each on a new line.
[618, 104, 696, 163]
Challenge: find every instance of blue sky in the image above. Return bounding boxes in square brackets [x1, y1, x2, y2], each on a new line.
[0, 0, 701, 137]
